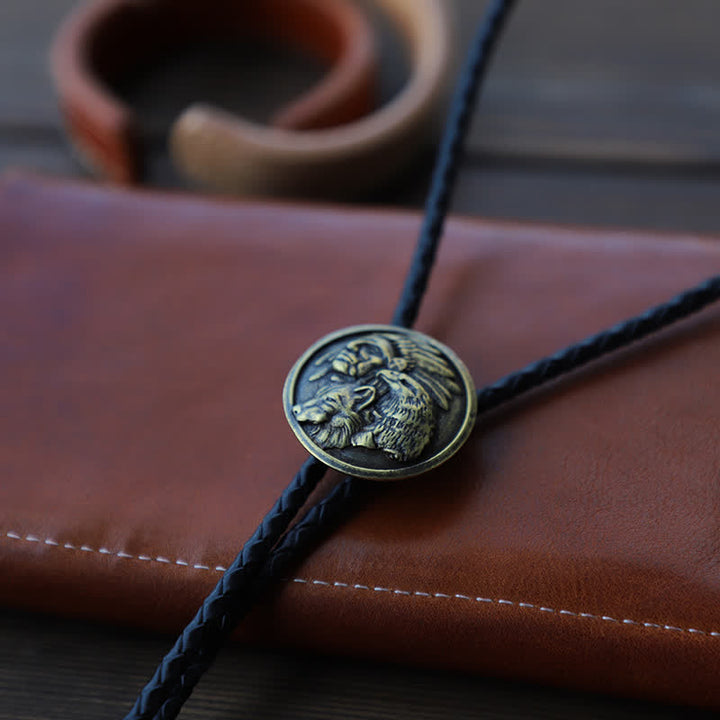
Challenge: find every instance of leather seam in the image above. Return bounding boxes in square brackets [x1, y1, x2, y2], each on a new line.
[3, 530, 230, 572]
[4, 529, 719, 639]
[288, 577, 720, 638]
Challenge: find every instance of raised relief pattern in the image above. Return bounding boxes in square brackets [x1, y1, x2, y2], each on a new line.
[292, 332, 461, 462]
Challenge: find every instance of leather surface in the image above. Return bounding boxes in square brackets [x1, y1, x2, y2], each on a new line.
[1, 173, 719, 708]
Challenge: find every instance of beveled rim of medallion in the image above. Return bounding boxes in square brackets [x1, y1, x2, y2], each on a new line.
[283, 324, 477, 480]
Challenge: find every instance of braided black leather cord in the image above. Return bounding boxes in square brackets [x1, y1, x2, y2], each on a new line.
[152, 476, 370, 720]
[392, 0, 518, 328]
[476, 275, 720, 415]
[123, 456, 327, 720]
[124, 2, 519, 717]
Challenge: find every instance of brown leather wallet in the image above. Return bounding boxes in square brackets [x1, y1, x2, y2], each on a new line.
[1, 172, 720, 709]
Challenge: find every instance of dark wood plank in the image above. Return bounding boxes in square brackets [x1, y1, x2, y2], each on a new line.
[0, 0, 74, 129]
[389, 154, 720, 234]
[1, 609, 714, 720]
[3, 0, 720, 164]
[458, 0, 720, 163]
[0, 132, 83, 179]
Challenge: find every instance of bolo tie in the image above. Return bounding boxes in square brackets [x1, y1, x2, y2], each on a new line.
[123, 1, 720, 717]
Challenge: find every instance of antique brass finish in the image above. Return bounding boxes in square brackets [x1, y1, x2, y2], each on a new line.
[283, 325, 477, 480]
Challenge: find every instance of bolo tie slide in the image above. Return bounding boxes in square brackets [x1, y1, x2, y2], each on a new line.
[123, 1, 720, 717]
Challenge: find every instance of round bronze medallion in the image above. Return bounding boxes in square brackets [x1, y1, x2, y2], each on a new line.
[283, 325, 477, 480]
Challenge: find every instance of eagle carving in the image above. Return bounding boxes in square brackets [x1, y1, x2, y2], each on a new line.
[292, 332, 462, 462]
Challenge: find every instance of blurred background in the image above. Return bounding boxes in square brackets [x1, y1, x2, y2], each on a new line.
[2, 0, 720, 230]
[1, 1, 719, 718]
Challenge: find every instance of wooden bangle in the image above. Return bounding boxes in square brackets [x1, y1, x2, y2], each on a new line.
[50, 0, 377, 184]
[171, 0, 452, 198]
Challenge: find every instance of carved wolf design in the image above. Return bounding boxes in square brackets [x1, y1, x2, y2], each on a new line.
[292, 383, 375, 449]
[354, 369, 435, 461]
[295, 331, 462, 463]
[310, 332, 461, 409]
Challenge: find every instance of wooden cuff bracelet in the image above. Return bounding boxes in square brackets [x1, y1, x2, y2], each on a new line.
[50, 0, 451, 198]
[50, 0, 377, 187]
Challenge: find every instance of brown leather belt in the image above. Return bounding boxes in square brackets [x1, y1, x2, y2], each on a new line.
[50, 0, 451, 198]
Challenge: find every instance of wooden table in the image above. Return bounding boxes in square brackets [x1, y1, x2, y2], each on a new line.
[1, 1, 718, 717]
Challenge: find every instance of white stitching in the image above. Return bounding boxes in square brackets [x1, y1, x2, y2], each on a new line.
[291, 576, 720, 639]
[4, 530, 720, 639]
[6, 530, 223, 572]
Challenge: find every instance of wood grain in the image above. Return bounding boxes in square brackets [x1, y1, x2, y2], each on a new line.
[1, 610, 715, 720]
[3, 0, 720, 164]
[456, 0, 720, 164]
